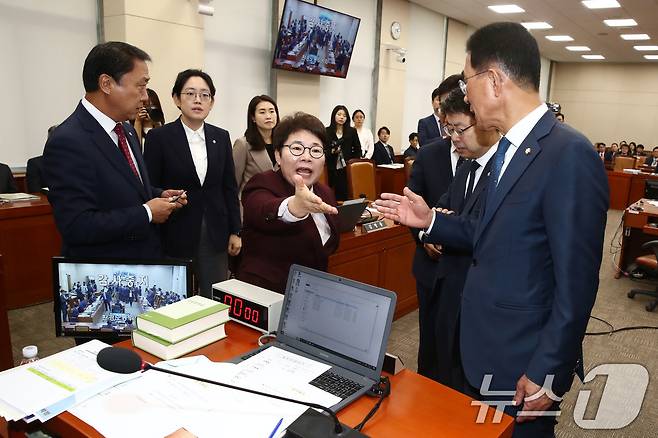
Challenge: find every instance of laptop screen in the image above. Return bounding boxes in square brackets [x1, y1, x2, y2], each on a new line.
[279, 266, 394, 371]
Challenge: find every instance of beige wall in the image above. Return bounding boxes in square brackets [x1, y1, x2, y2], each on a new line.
[103, 0, 204, 123]
[444, 18, 473, 77]
[550, 63, 658, 146]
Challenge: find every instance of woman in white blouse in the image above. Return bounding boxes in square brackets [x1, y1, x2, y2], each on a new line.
[352, 109, 374, 159]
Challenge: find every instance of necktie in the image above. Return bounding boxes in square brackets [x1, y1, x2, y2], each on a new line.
[113, 123, 140, 181]
[464, 160, 481, 203]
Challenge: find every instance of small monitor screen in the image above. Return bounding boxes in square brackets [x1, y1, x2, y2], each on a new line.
[53, 257, 193, 339]
[272, 0, 361, 79]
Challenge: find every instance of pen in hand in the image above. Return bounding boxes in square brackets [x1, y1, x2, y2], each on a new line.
[170, 190, 187, 204]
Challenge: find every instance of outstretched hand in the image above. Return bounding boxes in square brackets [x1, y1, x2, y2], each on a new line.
[374, 187, 433, 228]
[288, 175, 338, 218]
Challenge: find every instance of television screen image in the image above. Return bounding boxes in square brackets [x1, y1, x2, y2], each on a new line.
[53, 257, 192, 339]
[272, 0, 361, 78]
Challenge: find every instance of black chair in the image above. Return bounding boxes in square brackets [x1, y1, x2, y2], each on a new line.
[628, 240, 658, 312]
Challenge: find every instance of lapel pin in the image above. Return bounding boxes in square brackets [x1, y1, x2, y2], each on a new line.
[128, 132, 133, 136]
[212, 139, 216, 144]
[524, 147, 532, 155]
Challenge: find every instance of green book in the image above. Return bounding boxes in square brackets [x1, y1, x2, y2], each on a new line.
[136, 295, 229, 343]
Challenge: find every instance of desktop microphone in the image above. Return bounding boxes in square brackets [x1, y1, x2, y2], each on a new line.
[96, 346, 367, 438]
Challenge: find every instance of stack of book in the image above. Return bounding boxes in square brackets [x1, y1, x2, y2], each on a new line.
[132, 295, 230, 360]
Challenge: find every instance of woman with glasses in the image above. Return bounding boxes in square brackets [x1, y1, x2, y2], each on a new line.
[144, 69, 241, 298]
[233, 95, 280, 208]
[237, 112, 340, 294]
[325, 105, 361, 201]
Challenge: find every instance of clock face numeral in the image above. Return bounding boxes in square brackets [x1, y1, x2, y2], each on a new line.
[221, 292, 264, 327]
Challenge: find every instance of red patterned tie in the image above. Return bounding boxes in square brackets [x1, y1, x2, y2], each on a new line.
[113, 123, 140, 180]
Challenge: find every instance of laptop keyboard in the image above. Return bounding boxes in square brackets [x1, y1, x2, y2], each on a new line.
[309, 370, 364, 399]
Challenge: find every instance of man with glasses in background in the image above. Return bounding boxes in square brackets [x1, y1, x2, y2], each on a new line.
[406, 74, 465, 381]
[44, 42, 186, 260]
[377, 22, 608, 437]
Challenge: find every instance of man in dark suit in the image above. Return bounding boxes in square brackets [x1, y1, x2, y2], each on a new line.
[377, 22, 608, 437]
[0, 163, 17, 193]
[144, 69, 242, 297]
[416, 75, 462, 146]
[372, 126, 395, 165]
[43, 42, 186, 259]
[645, 147, 658, 168]
[405, 74, 463, 381]
[26, 125, 58, 193]
[432, 88, 499, 392]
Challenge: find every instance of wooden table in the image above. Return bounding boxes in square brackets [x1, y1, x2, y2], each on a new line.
[17, 322, 514, 438]
[615, 198, 658, 277]
[329, 220, 416, 319]
[607, 170, 658, 210]
[0, 194, 61, 309]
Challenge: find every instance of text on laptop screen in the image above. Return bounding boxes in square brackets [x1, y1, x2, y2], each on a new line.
[280, 269, 392, 370]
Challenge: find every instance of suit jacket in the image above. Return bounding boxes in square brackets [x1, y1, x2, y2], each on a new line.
[325, 126, 361, 172]
[144, 119, 241, 258]
[372, 141, 395, 165]
[603, 151, 615, 162]
[426, 112, 609, 395]
[644, 156, 658, 167]
[232, 136, 275, 200]
[403, 147, 418, 160]
[406, 137, 454, 289]
[417, 114, 442, 146]
[237, 170, 340, 294]
[0, 163, 17, 193]
[432, 155, 493, 386]
[26, 156, 44, 192]
[43, 102, 162, 259]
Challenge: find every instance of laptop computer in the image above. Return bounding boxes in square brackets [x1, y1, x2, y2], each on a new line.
[230, 264, 397, 412]
[337, 198, 368, 233]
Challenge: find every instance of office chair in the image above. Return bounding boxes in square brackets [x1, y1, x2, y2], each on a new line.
[613, 156, 636, 172]
[346, 159, 377, 201]
[628, 240, 658, 312]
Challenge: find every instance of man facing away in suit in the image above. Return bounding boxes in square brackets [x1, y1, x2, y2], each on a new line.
[417, 86, 445, 146]
[405, 74, 463, 381]
[44, 42, 187, 259]
[432, 87, 499, 393]
[377, 22, 608, 437]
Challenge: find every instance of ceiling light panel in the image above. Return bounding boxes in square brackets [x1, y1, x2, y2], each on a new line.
[634, 45, 658, 51]
[546, 35, 574, 42]
[521, 22, 553, 30]
[621, 34, 650, 40]
[604, 19, 638, 27]
[644, 55, 658, 60]
[488, 5, 525, 13]
[566, 46, 591, 51]
[582, 0, 620, 9]
[582, 54, 605, 59]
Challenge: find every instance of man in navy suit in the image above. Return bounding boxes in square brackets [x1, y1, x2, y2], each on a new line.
[371, 126, 395, 165]
[405, 75, 463, 381]
[416, 75, 462, 146]
[377, 22, 608, 437]
[432, 88, 499, 392]
[43, 42, 186, 259]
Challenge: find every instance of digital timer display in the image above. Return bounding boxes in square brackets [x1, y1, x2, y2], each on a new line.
[216, 290, 269, 331]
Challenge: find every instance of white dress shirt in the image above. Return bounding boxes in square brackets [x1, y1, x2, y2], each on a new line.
[450, 143, 461, 176]
[80, 98, 152, 222]
[181, 121, 208, 185]
[463, 142, 499, 198]
[356, 127, 375, 159]
[277, 191, 331, 246]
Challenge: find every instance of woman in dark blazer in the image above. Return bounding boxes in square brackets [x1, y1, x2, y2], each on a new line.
[325, 105, 361, 201]
[144, 69, 241, 298]
[238, 112, 340, 294]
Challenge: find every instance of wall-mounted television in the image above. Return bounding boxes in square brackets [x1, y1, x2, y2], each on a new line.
[53, 257, 193, 340]
[272, 0, 361, 79]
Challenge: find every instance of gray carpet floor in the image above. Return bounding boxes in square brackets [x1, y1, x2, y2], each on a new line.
[7, 210, 657, 436]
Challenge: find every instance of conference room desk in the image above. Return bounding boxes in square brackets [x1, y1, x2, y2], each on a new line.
[615, 198, 658, 278]
[0, 194, 61, 309]
[22, 322, 514, 438]
[375, 166, 406, 197]
[607, 170, 658, 210]
[329, 220, 416, 319]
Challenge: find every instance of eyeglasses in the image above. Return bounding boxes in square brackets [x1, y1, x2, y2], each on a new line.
[458, 70, 488, 95]
[181, 90, 212, 102]
[443, 124, 475, 137]
[283, 141, 325, 159]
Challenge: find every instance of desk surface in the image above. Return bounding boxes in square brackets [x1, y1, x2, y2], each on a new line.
[38, 323, 514, 438]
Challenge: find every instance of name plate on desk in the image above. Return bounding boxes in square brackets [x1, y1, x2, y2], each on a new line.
[362, 219, 387, 233]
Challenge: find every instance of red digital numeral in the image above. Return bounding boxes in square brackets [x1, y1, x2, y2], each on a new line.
[234, 298, 243, 317]
[252, 310, 259, 324]
[244, 307, 251, 321]
[223, 294, 233, 307]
